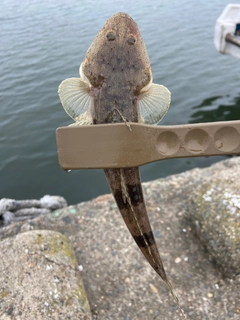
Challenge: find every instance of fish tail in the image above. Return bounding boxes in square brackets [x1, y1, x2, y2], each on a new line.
[104, 167, 185, 317]
[105, 167, 164, 276]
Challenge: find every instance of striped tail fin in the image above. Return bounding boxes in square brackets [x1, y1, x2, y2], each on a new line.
[104, 167, 185, 317]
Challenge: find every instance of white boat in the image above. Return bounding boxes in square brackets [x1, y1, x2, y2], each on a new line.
[214, 4, 240, 59]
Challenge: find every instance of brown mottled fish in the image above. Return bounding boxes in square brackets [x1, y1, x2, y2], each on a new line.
[58, 12, 185, 316]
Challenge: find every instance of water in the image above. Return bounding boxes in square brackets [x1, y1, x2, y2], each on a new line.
[1, 0, 239, 205]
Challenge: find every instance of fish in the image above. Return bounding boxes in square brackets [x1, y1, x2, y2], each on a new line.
[58, 12, 185, 317]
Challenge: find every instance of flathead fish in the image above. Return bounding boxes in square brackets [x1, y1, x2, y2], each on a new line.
[58, 12, 185, 317]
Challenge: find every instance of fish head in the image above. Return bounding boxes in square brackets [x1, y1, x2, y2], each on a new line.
[81, 12, 152, 95]
[58, 13, 171, 126]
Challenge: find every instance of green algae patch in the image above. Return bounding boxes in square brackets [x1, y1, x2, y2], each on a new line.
[52, 209, 62, 217]
[69, 207, 77, 214]
[34, 232, 43, 245]
[65, 272, 91, 315]
[46, 206, 78, 224]
[0, 289, 9, 298]
[0, 230, 92, 319]
[34, 231, 78, 268]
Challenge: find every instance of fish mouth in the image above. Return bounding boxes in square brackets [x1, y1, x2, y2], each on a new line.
[109, 12, 133, 20]
[104, 12, 137, 32]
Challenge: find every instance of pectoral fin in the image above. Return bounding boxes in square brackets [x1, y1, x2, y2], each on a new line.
[137, 83, 171, 125]
[58, 77, 93, 125]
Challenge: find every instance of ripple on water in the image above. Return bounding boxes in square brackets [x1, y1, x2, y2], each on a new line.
[0, 0, 240, 204]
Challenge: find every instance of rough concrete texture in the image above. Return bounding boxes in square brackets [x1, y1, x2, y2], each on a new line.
[0, 230, 91, 320]
[0, 158, 240, 319]
[185, 166, 240, 279]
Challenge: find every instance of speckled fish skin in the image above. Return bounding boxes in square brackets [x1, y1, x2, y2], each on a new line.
[82, 12, 151, 125]
[82, 13, 168, 283]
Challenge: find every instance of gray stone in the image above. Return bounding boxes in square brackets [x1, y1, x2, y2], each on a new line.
[0, 230, 91, 320]
[0, 158, 240, 319]
[185, 164, 240, 278]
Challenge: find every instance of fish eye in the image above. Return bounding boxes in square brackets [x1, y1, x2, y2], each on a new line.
[106, 31, 115, 41]
[127, 35, 136, 45]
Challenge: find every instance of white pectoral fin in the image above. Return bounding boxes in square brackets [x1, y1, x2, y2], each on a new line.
[137, 83, 171, 125]
[58, 77, 93, 125]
